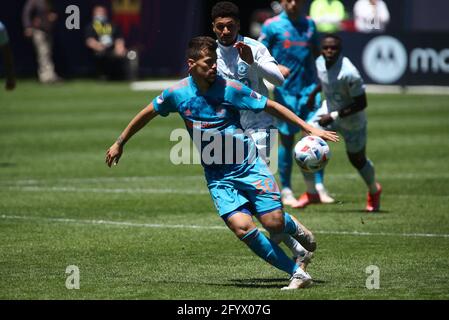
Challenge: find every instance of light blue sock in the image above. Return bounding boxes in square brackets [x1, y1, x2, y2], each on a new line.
[278, 143, 293, 189]
[283, 212, 298, 235]
[241, 228, 298, 275]
[315, 169, 324, 185]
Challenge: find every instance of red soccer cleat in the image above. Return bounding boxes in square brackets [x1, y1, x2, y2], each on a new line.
[292, 192, 321, 209]
[366, 183, 382, 212]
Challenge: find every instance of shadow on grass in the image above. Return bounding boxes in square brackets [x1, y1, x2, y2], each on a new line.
[221, 278, 327, 289]
[330, 208, 390, 214]
[0, 163, 16, 168]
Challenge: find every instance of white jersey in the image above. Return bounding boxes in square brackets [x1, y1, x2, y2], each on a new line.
[216, 35, 277, 130]
[316, 54, 366, 130]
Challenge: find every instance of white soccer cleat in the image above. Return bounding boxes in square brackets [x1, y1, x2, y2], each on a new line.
[316, 185, 335, 204]
[281, 188, 298, 207]
[281, 268, 312, 290]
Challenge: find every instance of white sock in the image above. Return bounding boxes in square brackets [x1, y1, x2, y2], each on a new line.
[270, 233, 307, 258]
[302, 171, 318, 194]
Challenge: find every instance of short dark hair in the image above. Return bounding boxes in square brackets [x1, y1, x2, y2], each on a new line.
[211, 1, 240, 21]
[187, 36, 218, 60]
[321, 33, 342, 45]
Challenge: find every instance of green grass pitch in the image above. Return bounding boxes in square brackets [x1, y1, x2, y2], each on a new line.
[0, 80, 448, 299]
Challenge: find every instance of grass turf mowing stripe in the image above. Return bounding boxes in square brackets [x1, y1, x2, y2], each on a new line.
[2, 214, 449, 239]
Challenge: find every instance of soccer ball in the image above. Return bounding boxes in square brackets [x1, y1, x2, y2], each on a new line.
[294, 136, 331, 173]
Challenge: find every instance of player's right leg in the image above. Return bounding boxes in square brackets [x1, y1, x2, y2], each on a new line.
[255, 209, 314, 289]
[223, 208, 302, 277]
[343, 126, 381, 212]
[293, 100, 334, 208]
[347, 148, 381, 212]
[274, 91, 301, 207]
[278, 132, 297, 206]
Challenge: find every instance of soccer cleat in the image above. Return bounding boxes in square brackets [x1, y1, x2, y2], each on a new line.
[316, 186, 335, 204]
[281, 188, 298, 207]
[292, 192, 321, 208]
[281, 267, 312, 290]
[295, 251, 314, 272]
[366, 183, 382, 212]
[291, 220, 317, 252]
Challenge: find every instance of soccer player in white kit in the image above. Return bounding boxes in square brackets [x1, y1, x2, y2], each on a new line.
[211, 1, 314, 269]
[309, 34, 382, 212]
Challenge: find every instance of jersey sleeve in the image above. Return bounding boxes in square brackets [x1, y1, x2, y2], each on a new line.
[258, 21, 273, 49]
[255, 43, 277, 65]
[225, 80, 268, 112]
[0, 21, 9, 46]
[346, 66, 366, 97]
[308, 19, 320, 51]
[152, 89, 177, 117]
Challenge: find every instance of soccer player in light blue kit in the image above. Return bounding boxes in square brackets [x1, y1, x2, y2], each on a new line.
[309, 34, 382, 212]
[106, 37, 339, 289]
[259, 0, 334, 208]
[211, 1, 313, 271]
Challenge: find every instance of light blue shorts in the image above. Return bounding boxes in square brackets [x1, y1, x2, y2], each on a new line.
[207, 157, 282, 217]
[273, 88, 321, 136]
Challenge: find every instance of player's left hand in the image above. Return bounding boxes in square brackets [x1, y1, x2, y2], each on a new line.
[309, 127, 339, 143]
[234, 41, 254, 65]
[318, 114, 333, 127]
[105, 142, 123, 167]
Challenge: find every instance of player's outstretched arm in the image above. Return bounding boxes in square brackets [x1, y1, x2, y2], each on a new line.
[105, 103, 158, 167]
[264, 99, 339, 143]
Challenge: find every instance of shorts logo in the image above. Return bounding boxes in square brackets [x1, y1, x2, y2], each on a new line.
[156, 94, 164, 104]
[250, 90, 262, 100]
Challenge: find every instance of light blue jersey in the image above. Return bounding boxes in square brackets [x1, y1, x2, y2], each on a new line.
[0, 21, 9, 46]
[153, 75, 282, 216]
[259, 12, 320, 98]
[259, 12, 320, 135]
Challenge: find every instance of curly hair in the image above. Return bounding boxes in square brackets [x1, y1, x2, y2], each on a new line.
[211, 1, 240, 21]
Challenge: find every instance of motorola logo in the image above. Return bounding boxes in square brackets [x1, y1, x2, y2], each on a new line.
[362, 36, 408, 84]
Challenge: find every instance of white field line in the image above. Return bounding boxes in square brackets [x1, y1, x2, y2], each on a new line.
[1, 186, 210, 195]
[2, 172, 449, 187]
[131, 80, 449, 96]
[1, 214, 449, 239]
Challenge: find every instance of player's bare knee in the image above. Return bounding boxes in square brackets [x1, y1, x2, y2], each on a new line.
[259, 209, 284, 233]
[234, 226, 256, 240]
[225, 211, 256, 238]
